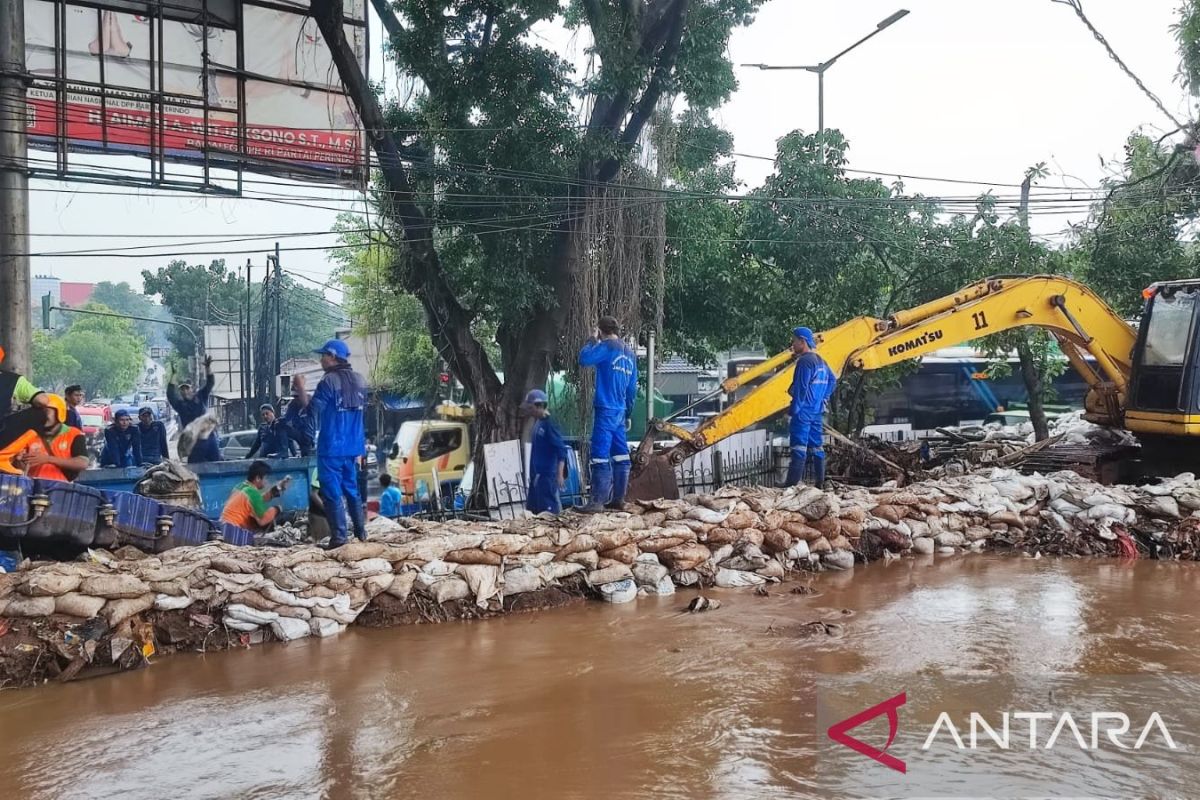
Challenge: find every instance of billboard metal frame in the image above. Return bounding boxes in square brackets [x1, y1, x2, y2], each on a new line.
[26, 0, 368, 193]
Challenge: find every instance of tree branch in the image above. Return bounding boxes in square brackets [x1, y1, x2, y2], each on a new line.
[367, 0, 404, 42]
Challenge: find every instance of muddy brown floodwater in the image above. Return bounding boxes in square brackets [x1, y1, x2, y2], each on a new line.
[3, 554, 1200, 799]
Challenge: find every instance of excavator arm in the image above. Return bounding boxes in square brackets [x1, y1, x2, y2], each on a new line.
[631, 276, 1137, 493]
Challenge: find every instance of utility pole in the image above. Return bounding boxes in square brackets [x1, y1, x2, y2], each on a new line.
[645, 329, 656, 426]
[0, 0, 30, 373]
[272, 243, 282, 403]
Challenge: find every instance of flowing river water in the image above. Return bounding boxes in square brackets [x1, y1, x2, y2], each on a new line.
[2, 554, 1200, 799]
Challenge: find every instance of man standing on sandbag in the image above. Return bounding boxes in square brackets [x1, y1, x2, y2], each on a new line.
[578, 316, 638, 512]
[785, 327, 836, 488]
[167, 355, 220, 463]
[524, 389, 570, 514]
[293, 339, 368, 548]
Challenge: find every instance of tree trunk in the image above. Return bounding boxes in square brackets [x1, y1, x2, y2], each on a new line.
[1015, 334, 1050, 441]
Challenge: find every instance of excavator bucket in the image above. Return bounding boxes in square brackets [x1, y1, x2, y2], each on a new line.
[626, 453, 680, 501]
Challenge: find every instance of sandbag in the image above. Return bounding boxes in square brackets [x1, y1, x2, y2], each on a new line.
[599, 543, 639, 565]
[687, 506, 730, 525]
[637, 536, 690, 553]
[483, 533, 531, 555]
[565, 550, 599, 570]
[715, 568, 765, 588]
[225, 603, 279, 626]
[704, 527, 739, 546]
[757, 560, 785, 580]
[781, 521, 822, 541]
[445, 549, 503, 566]
[595, 530, 635, 551]
[271, 617, 311, 641]
[541, 562, 586, 582]
[822, 550, 855, 571]
[587, 564, 633, 586]
[828, 535, 851, 551]
[672, 569, 702, 586]
[340, 558, 393, 579]
[153, 593, 195, 611]
[428, 576, 471, 604]
[520, 537, 559, 555]
[3, 595, 55, 617]
[263, 564, 309, 592]
[224, 617, 260, 632]
[310, 618, 344, 638]
[330, 541, 388, 562]
[21, 570, 83, 597]
[631, 561, 669, 588]
[385, 570, 418, 602]
[809, 536, 832, 554]
[724, 508, 759, 530]
[911, 537, 935, 555]
[658, 543, 712, 571]
[209, 556, 259, 574]
[761, 530, 793, 555]
[362, 573, 395, 599]
[103, 594, 155, 626]
[872, 505, 903, 524]
[556, 533, 599, 559]
[936, 531, 966, 547]
[55, 592, 107, 618]
[79, 574, 150, 600]
[645, 575, 676, 595]
[456, 564, 501, 608]
[599, 578, 637, 604]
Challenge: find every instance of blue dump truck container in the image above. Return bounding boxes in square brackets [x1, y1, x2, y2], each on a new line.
[0, 474, 33, 554]
[218, 522, 255, 546]
[26, 480, 104, 549]
[162, 504, 217, 549]
[104, 490, 169, 552]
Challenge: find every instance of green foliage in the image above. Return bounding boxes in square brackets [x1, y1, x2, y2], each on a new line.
[30, 330, 81, 391]
[141, 259, 345, 361]
[1174, 0, 1200, 93]
[56, 304, 146, 397]
[1080, 133, 1200, 315]
[89, 281, 173, 347]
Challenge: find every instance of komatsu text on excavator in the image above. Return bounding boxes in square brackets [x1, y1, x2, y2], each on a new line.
[630, 275, 1200, 498]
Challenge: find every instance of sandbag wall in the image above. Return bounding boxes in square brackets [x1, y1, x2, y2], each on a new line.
[6, 466, 1200, 680]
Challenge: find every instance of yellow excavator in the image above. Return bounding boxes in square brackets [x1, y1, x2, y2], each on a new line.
[630, 274, 1200, 497]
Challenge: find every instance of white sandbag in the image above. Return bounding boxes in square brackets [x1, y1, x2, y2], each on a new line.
[784, 540, 811, 561]
[587, 564, 633, 587]
[709, 544, 734, 564]
[103, 595, 155, 626]
[631, 561, 669, 588]
[599, 578, 637, 604]
[54, 592, 107, 618]
[421, 559, 457, 577]
[21, 570, 82, 597]
[79, 574, 150, 600]
[429, 576, 471, 604]
[270, 617, 311, 641]
[822, 550, 855, 571]
[935, 531, 966, 547]
[541, 562, 585, 582]
[225, 603, 279, 626]
[1084, 504, 1135, 524]
[340, 558, 393, 579]
[223, 617, 260, 632]
[309, 618, 344, 638]
[456, 564, 501, 608]
[911, 537, 935, 555]
[686, 506, 730, 525]
[672, 569, 702, 587]
[645, 575, 676, 595]
[153, 593, 195, 611]
[385, 570, 418, 602]
[634, 552, 661, 565]
[715, 568, 766, 588]
[503, 565, 545, 596]
[3, 595, 56, 617]
[1145, 495, 1181, 519]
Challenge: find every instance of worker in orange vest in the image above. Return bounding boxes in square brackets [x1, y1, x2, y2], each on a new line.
[9, 396, 88, 481]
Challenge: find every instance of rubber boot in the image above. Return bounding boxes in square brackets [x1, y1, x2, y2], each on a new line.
[783, 448, 807, 487]
[347, 494, 368, 542]
[607, 460, 631, 510]
[811, 454, 827, 490]
[580, 462, 612, 513]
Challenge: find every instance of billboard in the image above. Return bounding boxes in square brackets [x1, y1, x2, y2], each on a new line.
[23, 0, 367, 188]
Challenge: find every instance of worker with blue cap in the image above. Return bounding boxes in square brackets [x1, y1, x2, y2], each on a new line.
[524, 389, 570, 514]
[247, 402, 296, 459]
[293, 338, 368, 548]
[578, 315, 639, 512]
[786, 326, 836, 487]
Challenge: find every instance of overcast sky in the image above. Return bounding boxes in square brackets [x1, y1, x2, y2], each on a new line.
[28, 0, 1189, 306]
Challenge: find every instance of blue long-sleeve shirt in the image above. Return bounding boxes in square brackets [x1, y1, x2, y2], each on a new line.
[136, 420, 169, 464]
[100, 425, 141, 468]
[308, 364, 367, 459]
[789, 352, 836, 419]
[168, 374, 220, 462]
[579, 338, 638, 416]
[529, 416, 570, 476]
[248, 420, 297, 459]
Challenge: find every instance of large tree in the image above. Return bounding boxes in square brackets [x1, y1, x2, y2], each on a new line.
[89, 281, 174, 348]
[311, 0, 764, 456]
[55, 304, 146, 397]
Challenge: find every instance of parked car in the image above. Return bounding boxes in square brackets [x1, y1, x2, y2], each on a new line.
[219, 429, 259, 460]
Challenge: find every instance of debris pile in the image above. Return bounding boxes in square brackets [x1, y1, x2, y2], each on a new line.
[5, 467, 1200, 687]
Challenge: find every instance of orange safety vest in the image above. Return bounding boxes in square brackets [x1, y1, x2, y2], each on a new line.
[25, 425, 84, 482]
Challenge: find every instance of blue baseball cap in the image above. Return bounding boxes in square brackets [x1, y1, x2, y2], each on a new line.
[260, 403, 275, 412]
[314, 339, 351, 359]
[792, 326, 815, 347]
[114, 408, 131, 419]
[525, 389, 548, 405]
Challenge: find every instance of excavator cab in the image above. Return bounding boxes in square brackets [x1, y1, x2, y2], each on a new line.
[1125, 281, 1200, 437]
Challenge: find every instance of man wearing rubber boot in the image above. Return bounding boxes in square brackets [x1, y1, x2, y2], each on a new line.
[785, 327, 836, 488]
[294, 339, 368, 548]
[524, 389, 570, 515]
[579, 316, 638, 512]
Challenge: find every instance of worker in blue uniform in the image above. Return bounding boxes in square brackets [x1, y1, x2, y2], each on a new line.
[167, 355, 220, 463]
[785, 326, 836, 488]
[282, 379, 317, 457]
[100, 409, 142, 468]
[578, 316, 638, 512]
[294, 339, 368, 548]
[135, 406, 169, 465]
[247, 403, 297, 459]
[524, 389, 570, 514]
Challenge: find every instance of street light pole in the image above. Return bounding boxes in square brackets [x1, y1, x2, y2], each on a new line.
[742, 9, 910, 164]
